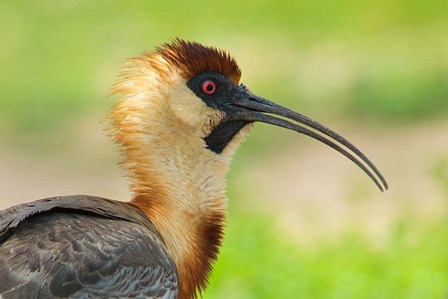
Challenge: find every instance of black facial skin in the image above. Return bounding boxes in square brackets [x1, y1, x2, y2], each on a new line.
[187, 71, 251, 154]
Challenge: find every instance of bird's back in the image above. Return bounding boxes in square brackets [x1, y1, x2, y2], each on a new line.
[0, 196, 178, 299]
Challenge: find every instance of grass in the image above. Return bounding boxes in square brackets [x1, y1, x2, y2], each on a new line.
[205, 206, 448, 299]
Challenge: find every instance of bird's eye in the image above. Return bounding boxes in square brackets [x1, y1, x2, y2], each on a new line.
[201, 80, 217, 95]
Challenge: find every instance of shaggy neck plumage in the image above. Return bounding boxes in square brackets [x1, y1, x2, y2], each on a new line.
[108, 91, 231, 299]
[129, 140, 227, 299]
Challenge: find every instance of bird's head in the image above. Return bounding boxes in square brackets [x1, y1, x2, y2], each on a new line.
[109, 38, 387, 192]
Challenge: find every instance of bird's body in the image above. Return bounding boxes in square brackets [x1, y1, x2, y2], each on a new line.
[0, 39, 387, 299]
[0, 196, 177, 298]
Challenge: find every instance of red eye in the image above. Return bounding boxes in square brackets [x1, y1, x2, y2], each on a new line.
[201, 80, 217, 95]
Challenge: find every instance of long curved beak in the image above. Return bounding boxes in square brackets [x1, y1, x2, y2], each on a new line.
[230, 87, 388, 192]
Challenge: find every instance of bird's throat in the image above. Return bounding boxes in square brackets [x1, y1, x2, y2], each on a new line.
[204, 120, 251, 154]
[126, 130, 230, 299]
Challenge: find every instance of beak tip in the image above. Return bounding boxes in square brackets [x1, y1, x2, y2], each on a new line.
[378, 180, 389, 192]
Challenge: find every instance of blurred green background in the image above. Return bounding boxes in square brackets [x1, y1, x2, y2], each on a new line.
[1, 1, 447, 298]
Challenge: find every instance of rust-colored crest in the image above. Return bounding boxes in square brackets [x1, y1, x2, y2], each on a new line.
[157, 38, 242, 84]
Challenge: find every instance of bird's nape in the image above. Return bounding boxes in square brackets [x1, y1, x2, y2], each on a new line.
[227, 85, 388, 191]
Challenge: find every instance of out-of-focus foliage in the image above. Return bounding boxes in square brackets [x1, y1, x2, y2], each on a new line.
[1, 0, 447, 132]
[206, 205, 448, 299]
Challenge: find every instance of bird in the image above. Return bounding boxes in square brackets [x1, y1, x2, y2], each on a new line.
[0, 39, 388, 299]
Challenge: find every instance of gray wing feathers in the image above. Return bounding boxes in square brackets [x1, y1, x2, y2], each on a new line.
[0, 196, 178, 299]
[0, 195, 160, 242]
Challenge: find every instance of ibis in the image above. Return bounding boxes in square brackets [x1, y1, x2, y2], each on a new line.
[0, 39, 387, 299]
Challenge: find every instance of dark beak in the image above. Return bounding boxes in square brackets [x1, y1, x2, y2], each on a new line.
[230, 86, 388, 192]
